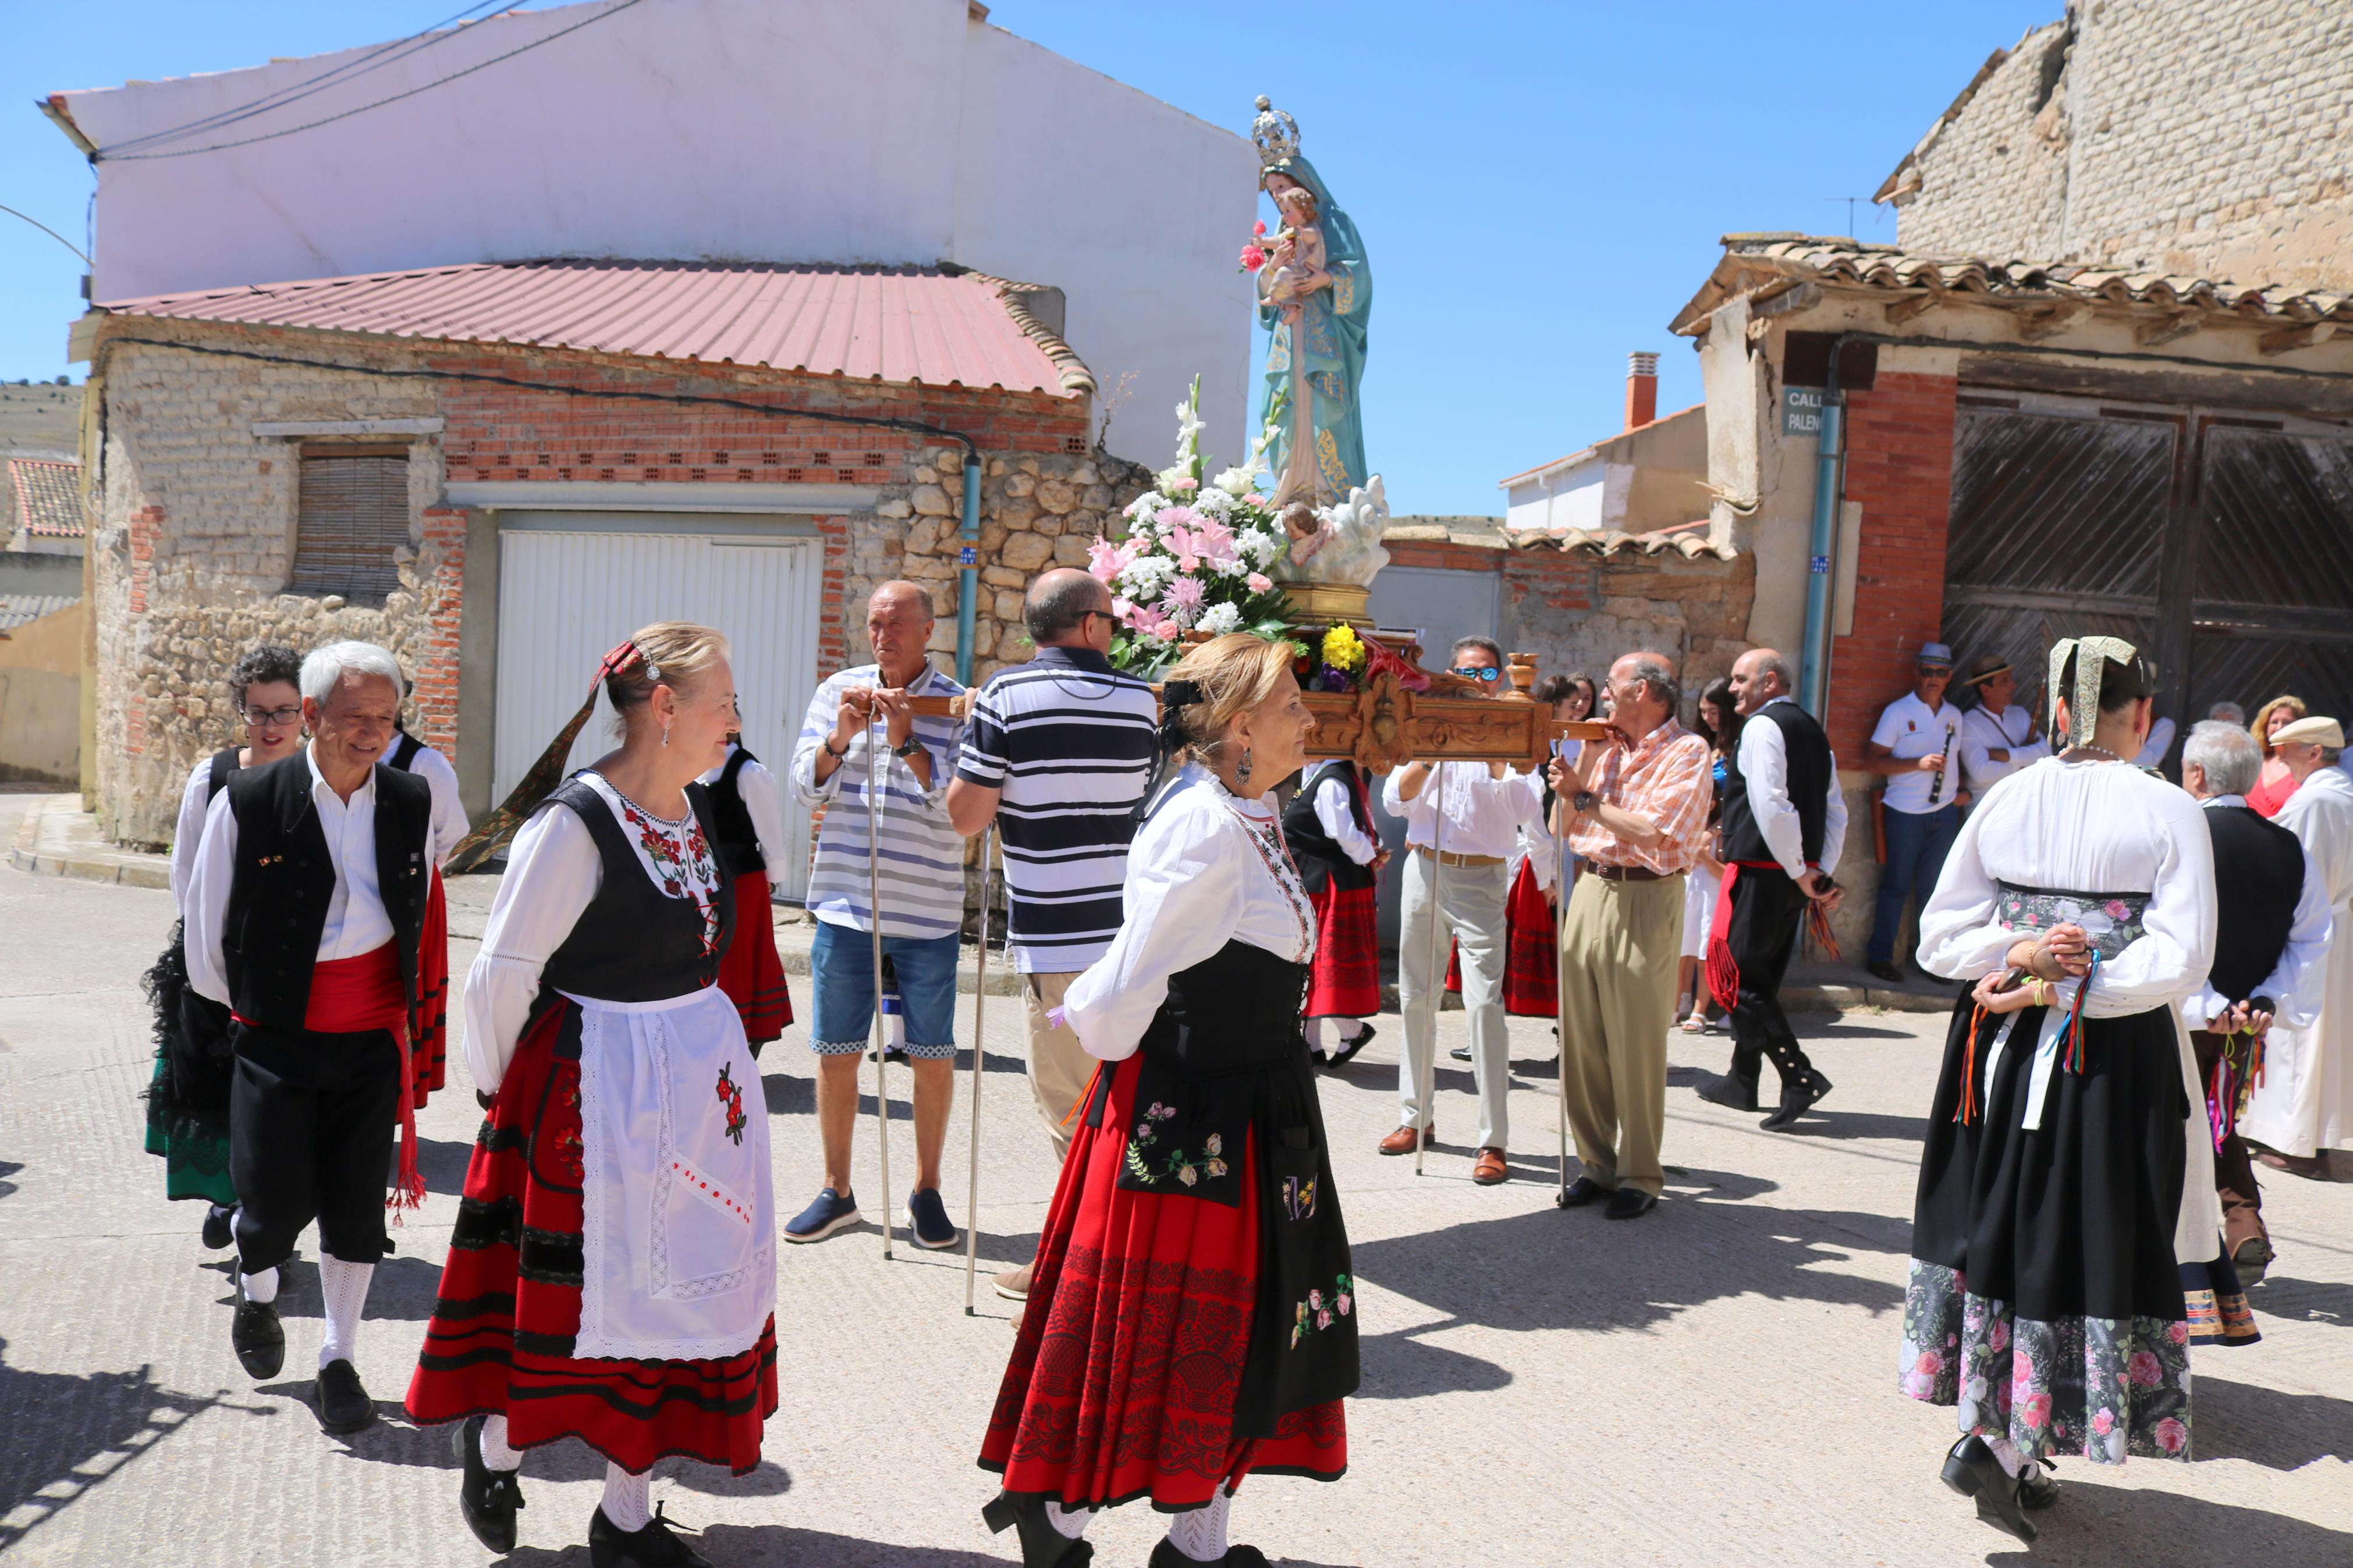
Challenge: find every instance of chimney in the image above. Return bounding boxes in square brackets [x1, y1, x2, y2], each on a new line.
[1624, 351, 1659, 432]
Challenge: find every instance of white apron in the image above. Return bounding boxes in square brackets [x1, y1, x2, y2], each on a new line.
[571, 984, 776, 1361]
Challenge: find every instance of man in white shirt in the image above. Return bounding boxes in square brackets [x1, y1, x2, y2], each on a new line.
[1380, 637, 1543, 1186]
[1956, 655, 2050, 802]
[1862, 641, 1964, 983]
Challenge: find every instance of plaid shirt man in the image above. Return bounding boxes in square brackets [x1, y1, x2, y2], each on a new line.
[1568, 717, 1714, 873]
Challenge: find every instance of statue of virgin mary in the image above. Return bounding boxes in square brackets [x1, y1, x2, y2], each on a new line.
[1253, 98, 1372, 513]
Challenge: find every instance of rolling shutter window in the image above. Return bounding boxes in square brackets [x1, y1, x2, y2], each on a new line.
[290, 444, 409, 603]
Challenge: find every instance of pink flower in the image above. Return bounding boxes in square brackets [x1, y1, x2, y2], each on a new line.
[1167, 477, 1198, 492]
[1113, 595, 1145, 628]
[2011, 1349, 2033, 1386]
[2155, 1416, 2187, 1455]
[2168, 1321, 2189, 1346]
[1988, 1318, 2010, 1353]
[1914, 1349, 1943, 1378]
[1995, 1382, 2013, 1416]
[1254, 219, 1268, 237]
[2105, 899, 2131, 920]
[1149, 621, 1180, 643]
[1336, 1292, 1352, 1316]
[1247, 573, 1273, 593]
[2092, 1408, 2114, 1436]
[1240, 244, 1268, 271]
[1308, 1288, 1323, 1311]
[1316, 1309, 1332, 1329]
[2127, 1350, 2163, 1388]
[1163, 576, 1206, 613]
[2020, 1392, 2052, 1431]
[1087, 535, 1139, 585]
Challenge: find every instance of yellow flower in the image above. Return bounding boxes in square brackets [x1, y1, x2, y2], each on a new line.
[1321, 624, 1367, 673]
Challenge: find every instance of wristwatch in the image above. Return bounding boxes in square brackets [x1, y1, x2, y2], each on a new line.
[1573, 789, 1598, 816]
[892, 735, 926, 760]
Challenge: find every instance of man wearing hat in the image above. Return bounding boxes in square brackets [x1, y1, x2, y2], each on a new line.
[1956, 653, 2049, 801]
[2240, 715, 2353, 1179]
[1860, 642, 1964, 984]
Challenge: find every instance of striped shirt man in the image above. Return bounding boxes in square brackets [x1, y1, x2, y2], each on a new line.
[954, 648, 1158, 972]
[790, 661, 966, 938]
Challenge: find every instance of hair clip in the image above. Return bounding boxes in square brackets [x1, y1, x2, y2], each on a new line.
[1163, 679, 1205, 707]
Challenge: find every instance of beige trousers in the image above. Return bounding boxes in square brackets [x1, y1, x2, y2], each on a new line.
[1022, 972, 1095, 1162]
[1557, 870, 1684, 1198]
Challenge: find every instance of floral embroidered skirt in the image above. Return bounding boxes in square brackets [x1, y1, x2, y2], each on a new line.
[1303, 879, 1379, 1019]
[1901, 995, 2193, 1464]
[405, 1000, 778, 1474]
[716, 869, 793, 1049]
[140, 924, 237, 1208]
[980, 1053, 1347, 1511]
[1446, 859, 1558, 1018]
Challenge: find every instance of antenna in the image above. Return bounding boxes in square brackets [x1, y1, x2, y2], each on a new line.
[1824, 196, 1883, 239]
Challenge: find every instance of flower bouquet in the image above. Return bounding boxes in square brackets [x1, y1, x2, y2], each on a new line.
[1090, 376, 1298, 677]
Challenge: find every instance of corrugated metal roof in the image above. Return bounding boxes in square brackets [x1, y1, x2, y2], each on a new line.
[95, 260, 1092, 397]
[8, 458, 83, 539]
[0, 593, 78, 632]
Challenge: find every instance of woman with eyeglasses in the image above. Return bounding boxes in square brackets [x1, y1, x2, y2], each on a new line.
[141, 643, 306, 1251]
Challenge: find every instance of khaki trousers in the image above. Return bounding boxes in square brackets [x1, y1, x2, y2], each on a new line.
[1022, 972, 1094, 1162]
[1557, 870, 1684, 1198]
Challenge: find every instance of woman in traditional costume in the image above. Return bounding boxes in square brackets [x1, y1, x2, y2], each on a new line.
[981, 634, 1356, 1568]
[1677, 680, 1736, 1033]
[702, 730, 794, 1054]
[1900, 636, 2219, 1545]
[407, 624, 775, 1568]
[141, 643, 304, 1249]
[1284, 756, 1385, 1065]
[2245, 694, 2309, 818]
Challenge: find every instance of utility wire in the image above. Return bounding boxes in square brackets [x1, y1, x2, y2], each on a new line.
[98, 0, 511, 157]
[100, 0, 650, 162]
[0, 202, 90, 264]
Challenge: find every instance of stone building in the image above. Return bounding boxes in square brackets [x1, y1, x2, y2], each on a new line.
[75, 264, 1145, 888]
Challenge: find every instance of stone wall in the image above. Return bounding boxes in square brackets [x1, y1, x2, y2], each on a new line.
[1893, 3, 2353, 290]
[1502, 546, 1756, 705]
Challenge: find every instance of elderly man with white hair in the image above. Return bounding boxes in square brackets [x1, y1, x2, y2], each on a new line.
[2240, 715, 2353, 1178]
[184, 639, 439, 1436]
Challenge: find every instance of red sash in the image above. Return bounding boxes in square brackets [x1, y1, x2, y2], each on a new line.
[1703, 861, 1783, 1012]
[303, 943, 425, 1214]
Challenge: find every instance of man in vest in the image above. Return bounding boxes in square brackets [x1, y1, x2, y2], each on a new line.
[1695, 649, 1850, 1130]
[2178, 720, 2334, 1283]
[184, 640, 435, 1435]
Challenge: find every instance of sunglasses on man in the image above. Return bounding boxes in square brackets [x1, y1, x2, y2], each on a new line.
[1450, 666, 1502, 682]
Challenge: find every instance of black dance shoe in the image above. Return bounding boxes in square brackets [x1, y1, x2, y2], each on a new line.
[1603, 1187, 1658, 1221]
[315, 1358, 377, 1434]
[1865, 960, 1907, 984]
[229, 1267, 284, 1380]
[1939, 1436, 2039, 1544]
[453, 1415, 526, 1553]
[1693, 1073, 1759, 1112]
[588, 1504, 711, 1568]
[981, 1492, 1095, 1568]
[1557, 1176, 1610, 1209]
[1149, 1541, 1272, 1567]
[1325, 1022, 1375, 1067]
[201, 1203, 235, 1251]
[1760, 1072, 1833, 1132]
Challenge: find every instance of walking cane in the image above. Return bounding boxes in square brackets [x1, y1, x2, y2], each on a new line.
[1554, 805, 1573, 1208]
[1417, 764, 1445, 1178]
[864, 713, 896, 1261]
[963, 824, 995, 1315]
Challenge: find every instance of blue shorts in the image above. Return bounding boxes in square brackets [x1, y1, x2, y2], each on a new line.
[808, 922, 959, 1059]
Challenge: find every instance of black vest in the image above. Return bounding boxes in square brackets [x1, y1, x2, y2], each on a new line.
[1721, 701, 1833, 870]
[1281, 760, 1376, 895]
[388, 730, 424, 771]
[2205, 803, 2308, 1005]
[219, 753, 434, 1031]
[206, 746, 241, 799]
[706, 746, 767, 876]
[540, 777, 737, 1004]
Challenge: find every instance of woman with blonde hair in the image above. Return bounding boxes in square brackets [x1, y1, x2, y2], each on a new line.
[981, 634, 1357, 1568]
[2246, 694, 2310, 818]
[407, 623, 775, 1568]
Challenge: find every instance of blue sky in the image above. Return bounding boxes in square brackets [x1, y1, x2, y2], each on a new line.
[0, 0, 2060, 515]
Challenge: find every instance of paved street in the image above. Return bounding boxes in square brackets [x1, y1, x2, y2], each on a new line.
[2, 789, 2349, 1566]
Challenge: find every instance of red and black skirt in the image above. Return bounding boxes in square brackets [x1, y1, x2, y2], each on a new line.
[1445, 859, 1557, 1017]
[715, 869, 793, 1049]
[405, 1000, 778, 1474]
[980, 1052, 1347, 1510]
[1303, 879, 1380, 1020]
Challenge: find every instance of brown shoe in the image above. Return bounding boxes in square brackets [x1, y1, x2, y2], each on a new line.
[1378, 1123, 1432, 1155]
[991, 1261, 1033, 1302]
[1472, 1147, 1509, 1185]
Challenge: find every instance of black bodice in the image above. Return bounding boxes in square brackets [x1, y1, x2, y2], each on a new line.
[706, 746, 768, 877]
[539, 776, 737, 1004]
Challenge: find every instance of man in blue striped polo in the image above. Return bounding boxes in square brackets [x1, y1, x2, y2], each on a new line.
[787, 580, 967, 1249]
[948, 568, 1159, 1299]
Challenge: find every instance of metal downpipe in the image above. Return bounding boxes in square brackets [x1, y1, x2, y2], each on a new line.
[955, 456, 983, 685]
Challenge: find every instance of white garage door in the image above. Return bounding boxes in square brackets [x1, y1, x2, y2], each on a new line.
[494, 520, 825, 899]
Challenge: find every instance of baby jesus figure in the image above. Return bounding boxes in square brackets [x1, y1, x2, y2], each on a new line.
[1262, 184, 1326, 324]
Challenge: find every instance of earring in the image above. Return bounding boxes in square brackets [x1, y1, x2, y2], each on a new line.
[661, 719, 672, 748]
[1237, 746, 1254, 785]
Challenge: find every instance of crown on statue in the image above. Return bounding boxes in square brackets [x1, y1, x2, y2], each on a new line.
[1252, 95, 1300, 169]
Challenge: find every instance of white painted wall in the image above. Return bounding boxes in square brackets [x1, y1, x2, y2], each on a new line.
[1503, 464, 1605, 534]
[56, 0, 1257, 461]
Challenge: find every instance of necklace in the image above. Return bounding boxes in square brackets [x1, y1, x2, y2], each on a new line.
[594, 773, 723, 954]
[1211, 777, 1314, 961]
[2060, 745, 2125, 764]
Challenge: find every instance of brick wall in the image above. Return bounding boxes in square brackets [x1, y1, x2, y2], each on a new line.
[1825, 371, 1959, 763]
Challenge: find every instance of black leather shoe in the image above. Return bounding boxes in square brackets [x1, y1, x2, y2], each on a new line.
[1694, 1073, 1759, 1112]
[1557, 1176, 1611, 1208]
[454, 1415, 526, 1552]
[1761, 1072, 1833, 1132]
[1940, 1436, 2039, 1544]
[315, 1358, 376, 1434]
[2233, 1236, 2274, 1286]
[1604, 1187, 1657, 1221]
[230, 1267, 284, 1380]
[1325, 1022, 1375, 1067]
[1449, 1043, 1472, 1062]
[201, 1203, 235, 1251]
[981, 1493, 1095, 1568]
[1866, 960, 1907, 984]
[1149, 1539, 1270, 1567]
[2018, 1460, 2059, 1510]
[589, 1503, 712, 1567]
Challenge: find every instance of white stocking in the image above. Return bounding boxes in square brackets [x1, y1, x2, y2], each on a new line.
[317, 1258, 374, 1369]
[478, 1414, 523, 1472]
[602, 1464, 652, 1533]
[1044, 1501, 1094, 1539]
[1305, 1017, 1362, 1053]
[1165, 1489, 1232, 1562]
[241, 1264, 279, 1304]
[1983, 1434, 2031, 1478]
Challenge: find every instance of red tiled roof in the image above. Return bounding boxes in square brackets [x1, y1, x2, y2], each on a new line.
[96, 260, 1092, 397]
[8, 458, 83, 539]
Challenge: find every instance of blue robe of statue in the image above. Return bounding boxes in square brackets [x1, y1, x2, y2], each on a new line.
[1257, 153, 1372, 507]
